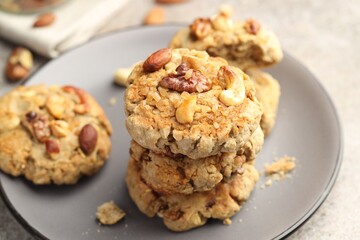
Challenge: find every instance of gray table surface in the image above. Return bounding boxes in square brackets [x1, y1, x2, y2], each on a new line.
[0, 0, 359, 239]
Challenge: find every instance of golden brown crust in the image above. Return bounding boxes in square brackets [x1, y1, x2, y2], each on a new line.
[246, 69, 281, 136]
[130, 127, 263, 195]
[125, 48, 262, 159]
[0, 84, 112, 185]
[169, 14, 283, 70]
[125, 154, 259, 232]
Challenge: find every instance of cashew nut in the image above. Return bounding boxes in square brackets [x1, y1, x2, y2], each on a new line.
[176, 95, 197, 124]
[114, 67, 132, 87]
[218, 66, 246, 106]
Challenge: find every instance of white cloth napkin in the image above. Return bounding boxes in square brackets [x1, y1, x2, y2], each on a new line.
[0, 0, 129, 58]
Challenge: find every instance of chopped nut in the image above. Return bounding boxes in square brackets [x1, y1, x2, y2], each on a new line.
[223, 218, 232, 225]
[45, 139, 60, 155]
[96, 201, 126, 225]
[45, 95, 65, 119]
[5, 47, 33, 82]
[181, 54, 206, 70]
[0, 112, 20, 131]
[159, 63, 212, 93]
[190, 18, 212, 40]
[79, 124, 98, 155]
[25, 111, 37, 122]
[114, 67, 132, 87]
[62, 86, 90, 114]
[143, 48, 172, 73]
[218, 66, 246, 106]
[50, 120, 70, 138]
[176, 95, 197, 124]
[144, 7, 164, 25]
[32, 116, 51, 143]
[211, 13, 233, 31]
[244, 18, 261, 35]
[33, 12, 56, 28]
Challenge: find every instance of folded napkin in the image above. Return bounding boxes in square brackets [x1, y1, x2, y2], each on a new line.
[0, 0, 129, 58]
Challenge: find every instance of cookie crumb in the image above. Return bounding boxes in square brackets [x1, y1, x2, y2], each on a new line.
[223, 218, 232, 225]
[265, 155, 296, 177]
[108, 97, 117, 106]
[265, 178, 273, 187]
[238, 218, 243, 223]
[96, 201, 126, 225]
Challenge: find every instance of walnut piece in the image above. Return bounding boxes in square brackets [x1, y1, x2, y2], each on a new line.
[32, 116, 51, 143]
[159, 63, 212, 93]
[190, 18, 212, 40]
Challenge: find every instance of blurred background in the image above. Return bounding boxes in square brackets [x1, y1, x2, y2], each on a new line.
[0, 0, 359, 239]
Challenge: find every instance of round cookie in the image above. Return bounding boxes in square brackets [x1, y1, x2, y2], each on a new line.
[131, 127, 263, 195]
[125, 48, 262, 159]
[126, 154, 259, 232]
[169, 11, 283, 70]
[0, 84, 112, 185]
[246, 69, 281, 136]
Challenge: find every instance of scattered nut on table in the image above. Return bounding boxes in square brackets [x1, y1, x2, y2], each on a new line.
[114, 67, 132, 87]
[33, 12, 56, 28]
[144, 7, 164, 25]
[5, 47, 33, 82]
[96, 201, 126, 225]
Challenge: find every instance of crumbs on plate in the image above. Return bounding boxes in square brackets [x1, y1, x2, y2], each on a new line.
[260, 155, 296, 189]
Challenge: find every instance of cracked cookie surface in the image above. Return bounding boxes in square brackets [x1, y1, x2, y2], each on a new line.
[125, 48, 262, 159]
[0, 84, 112, 185]
[131, 127, 263, 195]
[125, 153, 259, 232]
[169, 12, 283, 70]
[246, 69, 280, 136]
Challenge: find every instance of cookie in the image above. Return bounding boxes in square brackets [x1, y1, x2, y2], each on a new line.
[246, 69, 280, 136]
[125, 48, 262, 159]
[131, 127, 263, 195]
[125, 154, 259, 232]
[169, 12, 283, 70]
[0, 85, 112, 185]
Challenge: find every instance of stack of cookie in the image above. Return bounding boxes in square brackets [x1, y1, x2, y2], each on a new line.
[124, 48, 264, 231]
[169, 9, 283, 136]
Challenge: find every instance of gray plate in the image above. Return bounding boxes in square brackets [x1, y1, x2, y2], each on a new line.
[0, 26, 343, 240]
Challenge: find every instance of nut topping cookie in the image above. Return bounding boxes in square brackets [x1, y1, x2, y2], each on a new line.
[169, 11, 283, 70]
[125, 48, 262, 159]
[131, 127, 263, 195]
[125, 154, 259, 232]
[246, 69, 281, 136]
[0, 84, 112, 185]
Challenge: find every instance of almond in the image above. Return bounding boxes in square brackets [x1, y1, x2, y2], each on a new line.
[5, 47, 33, 82]
[144, 7, 164, 25]
[79, 124, 98, 155]
[33, 13, 56, 28]
[143, 48, 172, 73]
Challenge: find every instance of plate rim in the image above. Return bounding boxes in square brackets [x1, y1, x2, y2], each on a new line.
[0, 24, 344, 240]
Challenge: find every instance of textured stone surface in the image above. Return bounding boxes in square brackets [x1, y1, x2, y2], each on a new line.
[1, 0, 359, 239]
